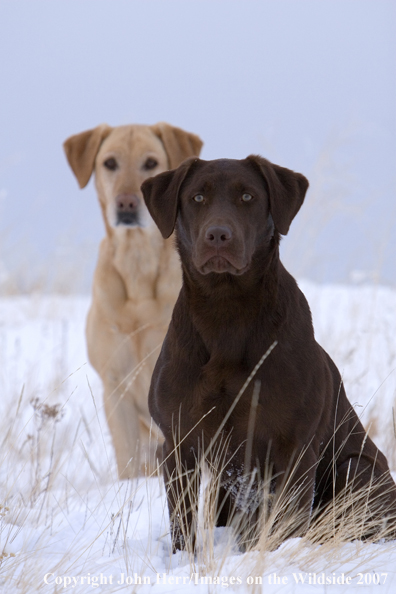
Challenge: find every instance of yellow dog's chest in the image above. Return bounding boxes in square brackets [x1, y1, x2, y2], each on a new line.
[113, 229, 163, 300]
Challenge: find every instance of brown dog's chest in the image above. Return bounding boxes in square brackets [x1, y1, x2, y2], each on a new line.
[154, 316, 329, 466]
[183, 376, 308, 480]
[179, 359, 298, 453]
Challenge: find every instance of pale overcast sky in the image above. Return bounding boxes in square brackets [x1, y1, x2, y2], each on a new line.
[0, 0, 395, 289]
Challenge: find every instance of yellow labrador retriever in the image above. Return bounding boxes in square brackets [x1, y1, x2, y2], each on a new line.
[64, 123, 203, 478]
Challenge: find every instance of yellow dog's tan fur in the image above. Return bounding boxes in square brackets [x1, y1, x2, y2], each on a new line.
[64, 123, 203, 478]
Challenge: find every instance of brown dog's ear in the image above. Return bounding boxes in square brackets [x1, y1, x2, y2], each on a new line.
[141, 157, 198, 238]
[247, 155, 309, 235]
[151, 122, 203, 169]
[63, 124, 112, 189]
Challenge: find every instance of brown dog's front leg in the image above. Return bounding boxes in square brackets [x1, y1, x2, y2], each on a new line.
[271, 445, 318, 538]
[163, 440, 200, 553]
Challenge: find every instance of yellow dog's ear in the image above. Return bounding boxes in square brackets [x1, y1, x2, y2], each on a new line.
[151, 122, 203, 169]
[63, 124, 112, 188]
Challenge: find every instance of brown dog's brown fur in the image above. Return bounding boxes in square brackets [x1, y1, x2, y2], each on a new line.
[142, 156, 396, 551]
[64, 123, 202, 479]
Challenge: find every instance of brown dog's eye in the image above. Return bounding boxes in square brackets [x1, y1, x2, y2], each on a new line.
[242, 193, 253, 202]
[103, 158, 118, 171]
[143, 157, 158, 170]
[193, 194, 204, 203]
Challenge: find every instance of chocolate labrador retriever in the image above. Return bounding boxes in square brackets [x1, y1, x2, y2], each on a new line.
[141, 156, 396, 551]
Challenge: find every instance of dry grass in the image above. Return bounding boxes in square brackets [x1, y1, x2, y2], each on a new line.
[158, 381, 396, 581]
[0, 324, 395, 592]
[0, 282, 395, 591]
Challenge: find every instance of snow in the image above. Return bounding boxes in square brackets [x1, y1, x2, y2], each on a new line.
[0, 283, 395, 592]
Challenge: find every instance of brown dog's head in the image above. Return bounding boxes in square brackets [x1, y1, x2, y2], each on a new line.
[141, 156, 308, 276]
[63, 123, 203, 232]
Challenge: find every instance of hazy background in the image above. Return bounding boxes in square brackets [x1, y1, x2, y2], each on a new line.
[0, 0, 395, 292]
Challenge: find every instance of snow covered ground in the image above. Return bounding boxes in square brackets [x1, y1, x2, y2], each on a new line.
[0, 282, 395, 593]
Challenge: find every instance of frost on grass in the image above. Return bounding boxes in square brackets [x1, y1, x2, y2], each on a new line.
[0, 289, 395, 592]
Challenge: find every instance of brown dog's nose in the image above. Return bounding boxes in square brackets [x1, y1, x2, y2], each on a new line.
[205, 225, 232, 246]
[116, 193, 139, 212]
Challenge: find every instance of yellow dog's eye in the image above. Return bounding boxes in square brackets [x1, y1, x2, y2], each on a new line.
[193, 194, 204, 203]
[143, 157, 158, 170]
[103, 157, 118, 171]
[242, 193, 253, 202]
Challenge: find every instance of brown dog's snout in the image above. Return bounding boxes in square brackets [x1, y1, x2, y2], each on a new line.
[204, 225, 233, 246]
[116, 193, 140, 226]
